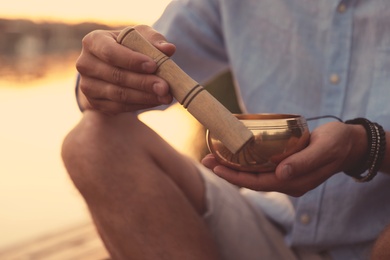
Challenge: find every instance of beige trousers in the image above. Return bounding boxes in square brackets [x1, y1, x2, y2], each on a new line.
[198, 164, 331, 260]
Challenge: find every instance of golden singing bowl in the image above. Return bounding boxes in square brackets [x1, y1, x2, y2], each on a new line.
[206, 114, 310, 173]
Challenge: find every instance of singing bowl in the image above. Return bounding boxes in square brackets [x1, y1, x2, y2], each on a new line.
[206, 114, 310, 173]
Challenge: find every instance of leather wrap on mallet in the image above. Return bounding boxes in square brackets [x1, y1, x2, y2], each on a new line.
[117, 27, 253, 154]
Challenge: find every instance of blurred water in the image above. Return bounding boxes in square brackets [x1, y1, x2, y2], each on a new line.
[0, 18, 204, 250]
[0, 61, 88, 250]
[0, 55, 201, 251]
[0, 19, 115, 250]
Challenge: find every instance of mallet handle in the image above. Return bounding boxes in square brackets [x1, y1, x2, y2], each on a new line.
[117, 27, 253, 153]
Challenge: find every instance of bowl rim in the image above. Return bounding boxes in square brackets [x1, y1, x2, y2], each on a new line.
[233, 113, 303, 120]
[232, 113, 307, 128]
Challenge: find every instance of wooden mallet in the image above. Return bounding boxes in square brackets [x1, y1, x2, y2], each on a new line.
[117, 27, 253, 154]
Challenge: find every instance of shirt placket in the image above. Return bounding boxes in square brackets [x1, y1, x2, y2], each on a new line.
[290, 0, 354, 246]
[320, 0, 354, 121]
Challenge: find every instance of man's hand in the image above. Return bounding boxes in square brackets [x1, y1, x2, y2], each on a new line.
[76, 25, 176, 114]
[202, 121, 367, 197]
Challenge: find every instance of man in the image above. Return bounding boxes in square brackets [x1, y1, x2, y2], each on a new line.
[62, 0, 390, 259]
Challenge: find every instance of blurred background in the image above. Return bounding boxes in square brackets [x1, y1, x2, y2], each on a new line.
[0, 0, 211, 258]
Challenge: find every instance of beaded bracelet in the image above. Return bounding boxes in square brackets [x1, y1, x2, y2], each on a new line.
[344, 118, 386, 182]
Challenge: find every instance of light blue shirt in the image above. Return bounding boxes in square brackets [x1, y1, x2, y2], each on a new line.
[154, 0, 390, 259]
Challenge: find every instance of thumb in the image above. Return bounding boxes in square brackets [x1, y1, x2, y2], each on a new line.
[134, 25, 176, 57]
[274, 144, 330, 181]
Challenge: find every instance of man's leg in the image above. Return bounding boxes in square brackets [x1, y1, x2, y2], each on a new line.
[371, 224, 390, 259]
[61, 111, 220, 259]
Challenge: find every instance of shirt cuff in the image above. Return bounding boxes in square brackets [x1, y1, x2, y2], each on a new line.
[75, 73, 84, 112]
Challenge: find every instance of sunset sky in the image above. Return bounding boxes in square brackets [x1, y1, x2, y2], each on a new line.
[1, 0, 172, 25]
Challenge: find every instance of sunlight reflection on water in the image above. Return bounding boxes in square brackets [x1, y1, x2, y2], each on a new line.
[0, 64, 86, 249]
[0, 1, 186, 251]
[0, 56, 200, 250]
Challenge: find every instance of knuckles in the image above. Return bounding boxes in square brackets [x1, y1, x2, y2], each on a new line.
[99, 44, 116, 64]
[111, 67, 125, 85]
[112, 86, 130, 103]
[75, 55, 89, 75]
[79, 81, 93, 96]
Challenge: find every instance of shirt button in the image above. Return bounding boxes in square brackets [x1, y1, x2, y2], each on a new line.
[300, 214, 311, 225]
[337, 3, 347, 13]
[329, 73, 340, 84]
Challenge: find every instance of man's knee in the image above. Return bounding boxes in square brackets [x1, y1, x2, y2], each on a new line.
[62, 112, 106, 186]
[61, 112, 140, 194]
[371, 225, 390, 259]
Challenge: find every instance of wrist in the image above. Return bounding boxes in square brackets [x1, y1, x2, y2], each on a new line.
[343, 124, 368, 172]
[343, 118, 386, 182]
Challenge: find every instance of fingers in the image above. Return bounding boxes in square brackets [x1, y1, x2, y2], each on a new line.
[81, 30, 156, 73]
[202, 155, 290, 193]
[77, 54, 171, 102]
[76, 27, 176, 114]
[82, 27, 176, 73]
[134, 25, 176, 57]
[213, 164, 331, 197]
[202, 152, 334, 197]
[79, 76, 172, 114]
[201, 154, 219, 169]
[76, 35, 164, 90]
[213, 166, 277, 190]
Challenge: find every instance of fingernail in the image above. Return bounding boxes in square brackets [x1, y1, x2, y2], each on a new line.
[153, 83, 165, 96]
[213, 166, 222, 175]
[281, 165, 292, 180]
[142, 61, 156, 73]
[158, 41, 170, 46]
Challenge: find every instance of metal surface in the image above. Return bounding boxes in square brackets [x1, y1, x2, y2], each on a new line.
[206, 114, 310, 173]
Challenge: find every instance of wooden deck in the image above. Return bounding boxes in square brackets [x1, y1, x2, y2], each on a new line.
[0, 222, 109, 260]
